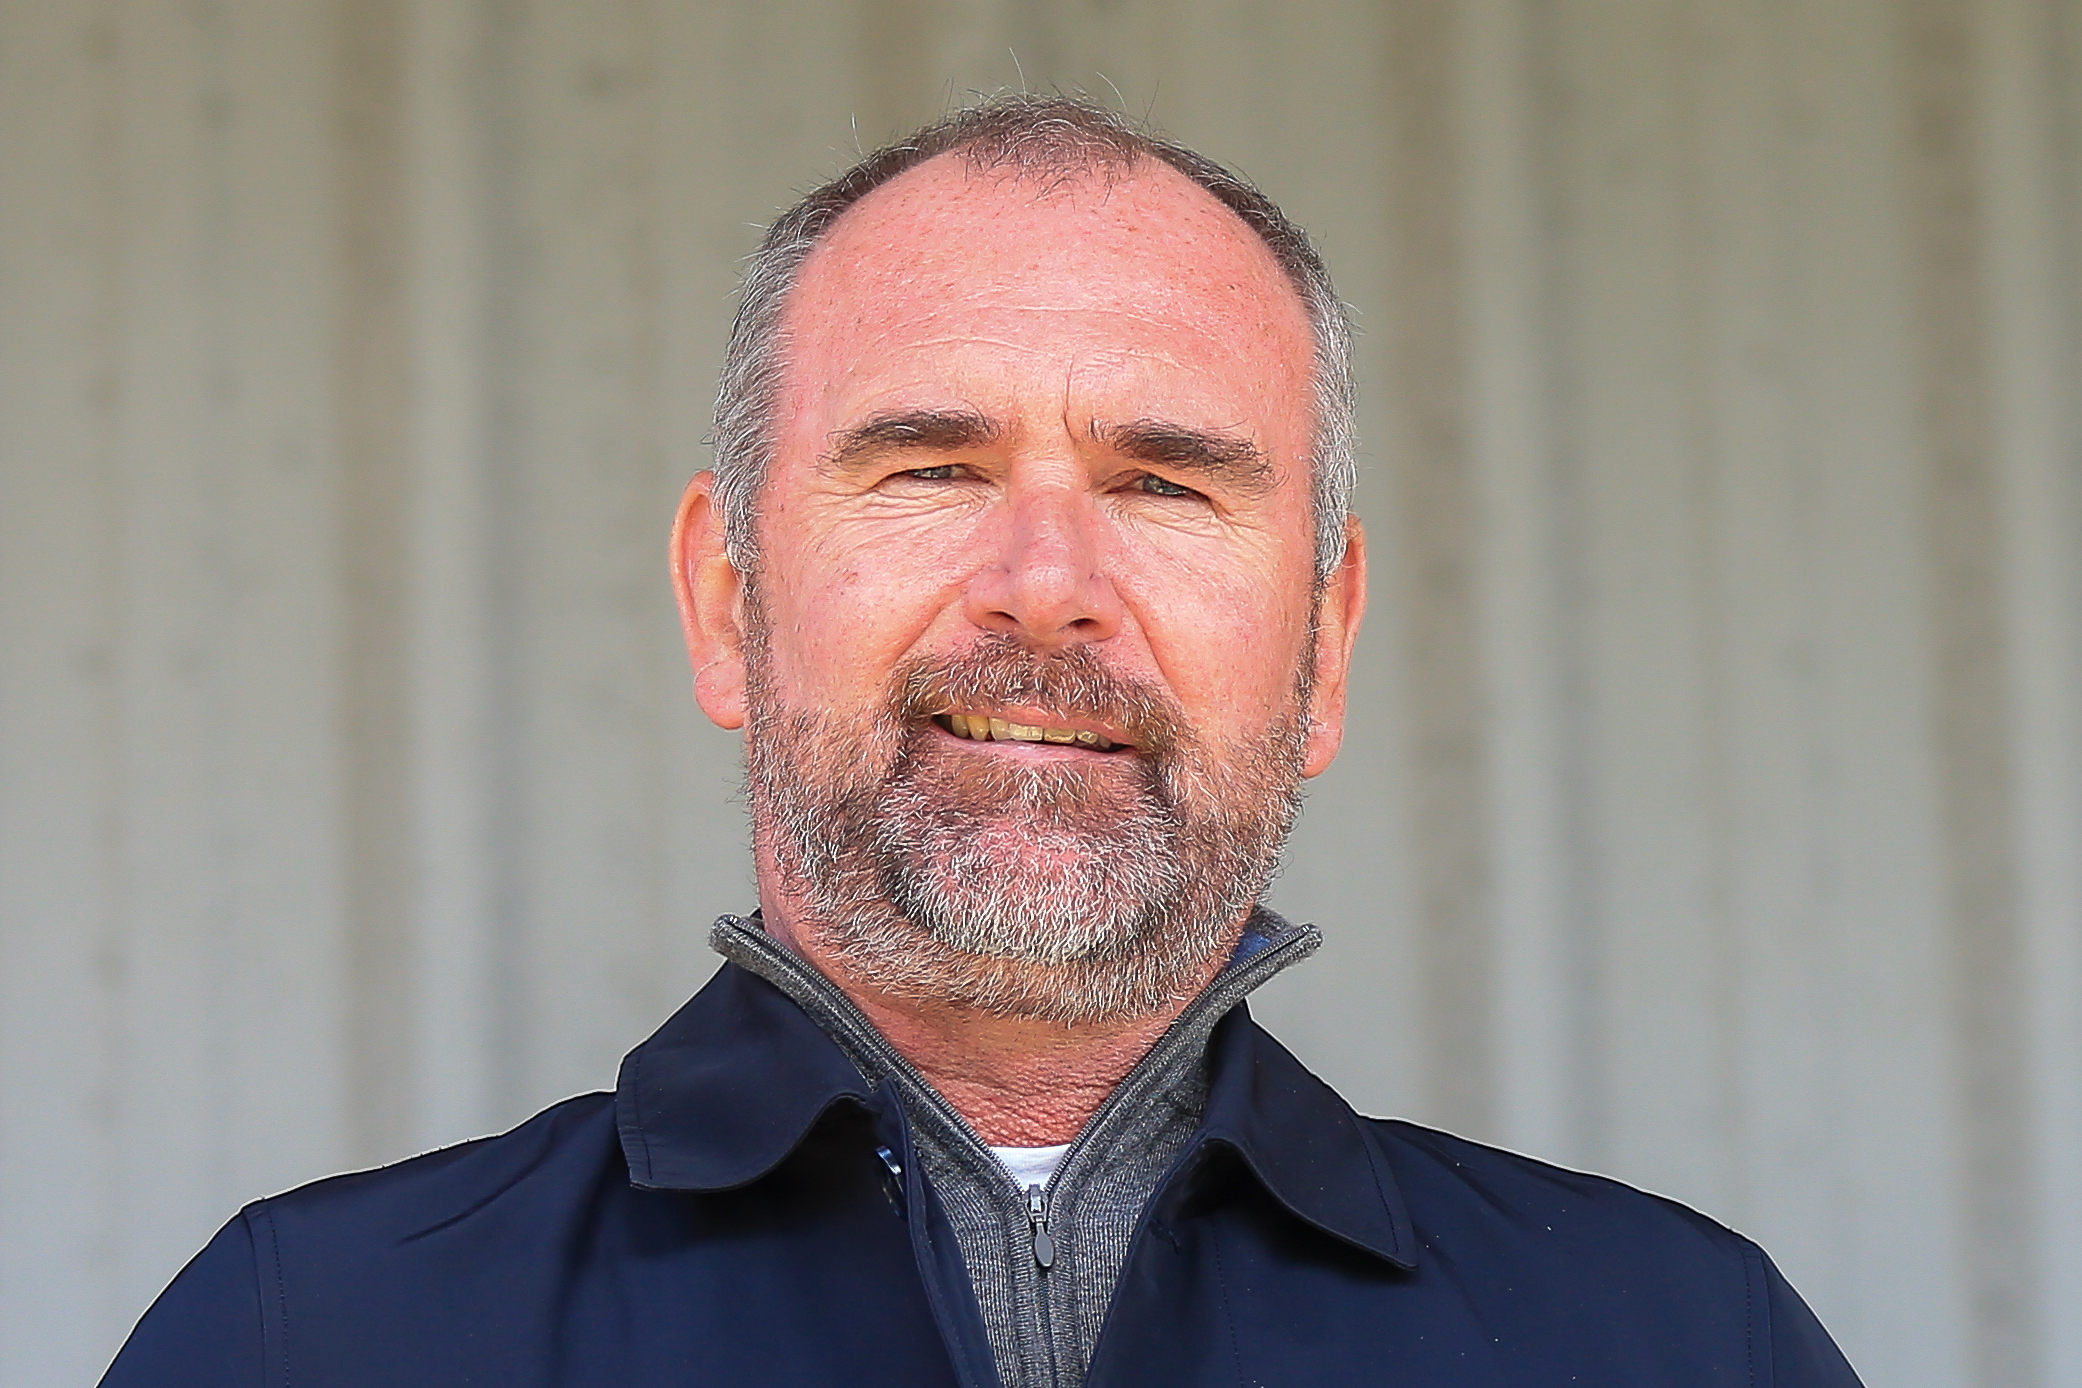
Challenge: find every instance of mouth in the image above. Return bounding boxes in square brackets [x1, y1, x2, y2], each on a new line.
[931, 711, 1131, 753]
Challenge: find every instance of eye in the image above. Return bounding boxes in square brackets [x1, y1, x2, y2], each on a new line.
[902, 464, 961, 481]
[1134, 473, 1201, 500]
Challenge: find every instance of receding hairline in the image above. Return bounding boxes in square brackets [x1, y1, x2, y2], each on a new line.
[814, 136, 1200, 229]
[709, 95, 1357, 580]
[780, 146, 1316, 338]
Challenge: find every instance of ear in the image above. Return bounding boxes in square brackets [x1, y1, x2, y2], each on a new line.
[671, 471, 749, 731]
[1303, 515, 1368, 778]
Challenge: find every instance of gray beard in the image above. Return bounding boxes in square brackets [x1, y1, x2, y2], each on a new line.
[744, 630, 1311, 1024]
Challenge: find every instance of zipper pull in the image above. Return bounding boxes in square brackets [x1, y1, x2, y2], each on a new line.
[875, 1146, 906, 1218]
[1027, 1184, 1055, 1270]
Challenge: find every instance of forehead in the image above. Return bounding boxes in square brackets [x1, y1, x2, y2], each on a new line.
[777, 153, 1316, 425]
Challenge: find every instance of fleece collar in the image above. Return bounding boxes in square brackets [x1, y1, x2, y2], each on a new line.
[615, 916, 1414, 1269]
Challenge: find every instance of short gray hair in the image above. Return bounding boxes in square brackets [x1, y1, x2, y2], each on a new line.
[711, 95, 1357, 580]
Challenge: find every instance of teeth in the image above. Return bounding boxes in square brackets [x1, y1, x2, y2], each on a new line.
[939, 713, 1119, 750]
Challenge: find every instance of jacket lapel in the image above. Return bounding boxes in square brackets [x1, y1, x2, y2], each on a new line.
[615, 962, 875, 1192]
[1193, 1003, 1416, 1268]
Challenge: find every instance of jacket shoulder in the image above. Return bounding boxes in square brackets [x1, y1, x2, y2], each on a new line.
[101, 1093, 622, 1387]
[1365, 1116, 1757, 1258]
[1361, 1118, 1864, 1386]
[258, 1090, 620, 1248]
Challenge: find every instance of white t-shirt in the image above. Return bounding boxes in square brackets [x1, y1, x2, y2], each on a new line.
[990, 1142, 1072, 1191]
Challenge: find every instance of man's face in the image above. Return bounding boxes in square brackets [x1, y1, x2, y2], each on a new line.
[679, 153, 1364, 1022]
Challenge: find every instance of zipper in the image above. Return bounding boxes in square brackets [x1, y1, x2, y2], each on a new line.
[992, 921, 1318, 1210]
[876, 1145, 907, 1217]
[713, 911, 1321, 1388]
[992, 924, 1315, 1383]
[1027, 1184, 1056, 1269]
[713, 913, 1315, 1210]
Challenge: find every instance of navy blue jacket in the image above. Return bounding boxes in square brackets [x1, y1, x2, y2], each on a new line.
[105, 960, 1863, 1386]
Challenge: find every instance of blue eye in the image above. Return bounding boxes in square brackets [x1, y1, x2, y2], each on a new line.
[1137, 474, 1196, 498]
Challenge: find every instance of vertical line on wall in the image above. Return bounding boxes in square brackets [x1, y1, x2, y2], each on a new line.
[617, 0, 672, 1037]
[1693, 0, 1847, 1271]
[1539, 0, 1607, 1170]
[1898, 2, 2042, 1383]
[1520, 0, 1607, 1163]
[477, 0, 529, 1123]
[84, 0, 132, 1346]
[1382, 0, 1496, 1139]
[195, 0, 236, 1204]
[1976, 0, 2082, 1378]
[1679, 0, 1758, 1225]
[1459, 0, 1576, 1160]
[403, 0, 503, 1149]
[333, 0, 418, 1167]
[2034, 7, 2082, 1375]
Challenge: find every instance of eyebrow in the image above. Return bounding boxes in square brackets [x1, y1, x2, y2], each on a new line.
[825, 409, 1006, 471]
[1094, 419, 1274, 494]
[822, 408, 1276, 495]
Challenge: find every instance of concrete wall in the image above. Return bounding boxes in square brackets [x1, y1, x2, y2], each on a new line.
[3, 2, 2078, 1383]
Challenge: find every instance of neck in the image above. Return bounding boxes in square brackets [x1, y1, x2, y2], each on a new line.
[757, 888, 1233, 1147]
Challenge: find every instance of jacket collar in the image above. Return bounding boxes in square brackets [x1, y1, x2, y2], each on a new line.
[1195, 1003, 1417, 1269]
[615, 927, 1417, 1270]
[615, 960, 873, 1191]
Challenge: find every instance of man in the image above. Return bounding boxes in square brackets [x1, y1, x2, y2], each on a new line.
[105, 96, 1862, 1387]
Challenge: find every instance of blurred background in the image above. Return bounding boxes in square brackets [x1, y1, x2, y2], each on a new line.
[3, 1, 2078, 1383]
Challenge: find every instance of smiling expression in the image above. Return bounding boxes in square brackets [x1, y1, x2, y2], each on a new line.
[677, 150, 1366, 1020]
[751, 156, 1336, 771]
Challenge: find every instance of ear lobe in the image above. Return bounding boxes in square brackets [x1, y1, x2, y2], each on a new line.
[672, 471, 749, 731]
[1303, 515, 1368, 779]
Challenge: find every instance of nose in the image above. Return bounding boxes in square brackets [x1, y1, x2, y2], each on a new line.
[963, 481, 1124, 647]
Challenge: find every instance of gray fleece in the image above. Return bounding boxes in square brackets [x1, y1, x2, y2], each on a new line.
[711, 910, 1319, 1388]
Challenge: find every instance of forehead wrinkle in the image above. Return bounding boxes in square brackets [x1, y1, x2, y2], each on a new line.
[847, 302, 1292, 353]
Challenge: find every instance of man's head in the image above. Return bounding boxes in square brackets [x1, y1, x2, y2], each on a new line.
[674, 97, 1367, 1025]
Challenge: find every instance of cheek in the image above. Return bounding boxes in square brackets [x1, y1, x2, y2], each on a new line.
[1109, 543, 1316, 725]
[761, 573, 891, 703]
[755, 520, 974, 705]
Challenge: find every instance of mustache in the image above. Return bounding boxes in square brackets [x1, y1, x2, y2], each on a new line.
[889, 634, 1186, 757]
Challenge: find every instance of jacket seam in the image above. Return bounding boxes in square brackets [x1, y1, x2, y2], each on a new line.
[628, 1051, 655, 1181]
[245, 1201, 289, 1388]
[906, 1161, 999, 1388]
[1743, 1242, 1768, 1388]
[1350, 1110, 1411, 1264]
[1208, 1225, 1248, 1388]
